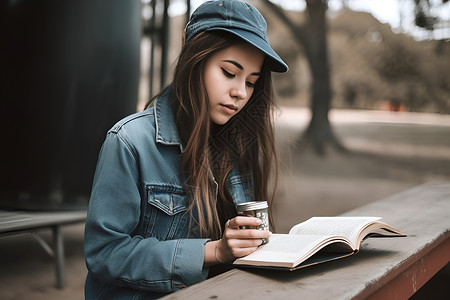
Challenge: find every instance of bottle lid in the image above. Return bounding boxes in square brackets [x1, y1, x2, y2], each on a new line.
[236, 201, 268, 212]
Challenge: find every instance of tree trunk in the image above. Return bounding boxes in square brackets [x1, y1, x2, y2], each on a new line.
[302, 0, 344, 154]
[262, 0, 345, 155]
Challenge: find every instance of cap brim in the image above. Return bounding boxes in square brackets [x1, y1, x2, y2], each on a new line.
[207, 27, 288, 73]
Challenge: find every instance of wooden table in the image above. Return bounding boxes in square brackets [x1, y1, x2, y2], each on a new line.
[0, 209, 87, 288]
[161, 181, 450, 299]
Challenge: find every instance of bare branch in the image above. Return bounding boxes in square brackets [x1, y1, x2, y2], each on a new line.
[260, 0, 307, 46]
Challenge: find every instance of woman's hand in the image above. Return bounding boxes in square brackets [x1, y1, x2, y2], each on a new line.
[215, 216, 272, 264]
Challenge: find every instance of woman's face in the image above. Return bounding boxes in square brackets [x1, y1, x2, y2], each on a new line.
[204, 42, 264, 125]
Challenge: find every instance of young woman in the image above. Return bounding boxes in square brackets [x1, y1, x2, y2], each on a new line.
[84, 1, 288, 298]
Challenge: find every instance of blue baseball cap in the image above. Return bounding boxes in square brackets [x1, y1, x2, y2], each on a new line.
[184, 0, 288, 73]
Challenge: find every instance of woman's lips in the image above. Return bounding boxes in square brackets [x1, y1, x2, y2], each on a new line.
[220, 104, 238, 115]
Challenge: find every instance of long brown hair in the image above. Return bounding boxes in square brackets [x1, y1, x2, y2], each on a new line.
[148, 31, 278, 239]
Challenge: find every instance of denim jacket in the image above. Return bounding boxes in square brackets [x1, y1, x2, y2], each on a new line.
[84, 88, 254, 299]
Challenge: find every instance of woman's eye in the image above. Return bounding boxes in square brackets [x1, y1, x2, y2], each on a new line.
[221, 68, 235, 78]
[246, 81, 256, 88]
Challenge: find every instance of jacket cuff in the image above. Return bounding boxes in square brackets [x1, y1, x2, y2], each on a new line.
[172, 238, 210, 289]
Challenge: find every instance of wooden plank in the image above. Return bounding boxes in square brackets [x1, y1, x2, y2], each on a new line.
[160, 181, 450, 300]
[0, 210, 87, 234]
[366, 237, 450, 300]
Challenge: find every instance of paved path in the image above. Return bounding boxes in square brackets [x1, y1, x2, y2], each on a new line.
[274, 107, 450, 232]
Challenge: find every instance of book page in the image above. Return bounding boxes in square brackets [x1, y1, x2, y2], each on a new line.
[234, 233, 351, 268]
[289, 217, 381, 246]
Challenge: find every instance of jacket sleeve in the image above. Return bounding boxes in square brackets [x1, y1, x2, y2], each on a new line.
[84, 130, 210, 292]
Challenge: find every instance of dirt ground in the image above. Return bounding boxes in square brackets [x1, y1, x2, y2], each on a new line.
[0, 108, 449, 299]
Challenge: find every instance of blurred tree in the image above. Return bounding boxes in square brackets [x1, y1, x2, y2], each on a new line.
[413, 0, 448, 31]
[330, 7, 449, 113]
[262, 0, 344, 155]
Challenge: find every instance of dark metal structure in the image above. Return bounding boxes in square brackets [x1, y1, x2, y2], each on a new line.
[0, 0, 189, 210]
[0, 0, 142, 210]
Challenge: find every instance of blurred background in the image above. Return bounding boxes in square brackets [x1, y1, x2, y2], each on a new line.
[0, 0, 449, 299]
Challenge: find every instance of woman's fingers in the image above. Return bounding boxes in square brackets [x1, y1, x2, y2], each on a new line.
[225, 236, 264, 248]
[228, 216, 262, 229]
[224, 228, 271, 240]
[219, 216, 272, 262]
[218, 237, 263, 260]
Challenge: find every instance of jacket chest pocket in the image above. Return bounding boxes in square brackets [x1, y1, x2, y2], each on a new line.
[144, 185, 190, 240]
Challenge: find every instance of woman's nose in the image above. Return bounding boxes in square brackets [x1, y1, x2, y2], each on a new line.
[230, 81, 247, 100]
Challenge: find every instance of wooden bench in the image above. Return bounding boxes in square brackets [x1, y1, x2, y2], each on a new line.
[161, 181, 450, 299]
[0, 209, 87, 288]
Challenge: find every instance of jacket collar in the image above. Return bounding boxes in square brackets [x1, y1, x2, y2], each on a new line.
[154, 87, 185, 153]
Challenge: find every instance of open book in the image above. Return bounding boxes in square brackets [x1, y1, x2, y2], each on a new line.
[233, 216, 406, 270]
